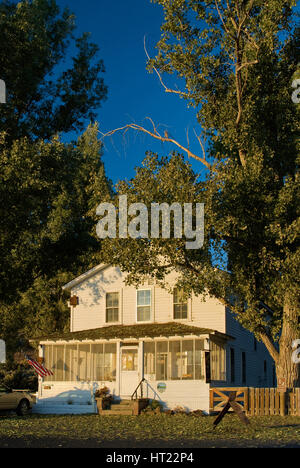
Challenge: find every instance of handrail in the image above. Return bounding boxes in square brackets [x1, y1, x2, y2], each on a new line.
[131, 378, 146, 400]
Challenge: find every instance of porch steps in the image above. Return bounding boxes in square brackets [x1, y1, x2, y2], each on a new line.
[101, 399, 135, 416]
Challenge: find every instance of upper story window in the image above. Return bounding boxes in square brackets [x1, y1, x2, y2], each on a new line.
[173, 288, 188, 320]
[106, 292, 119, 323]
[137, 289, 151, 322]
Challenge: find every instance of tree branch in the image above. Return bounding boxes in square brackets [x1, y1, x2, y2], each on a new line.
[144, 37, 189, 99]
[100, 121, 212, 170]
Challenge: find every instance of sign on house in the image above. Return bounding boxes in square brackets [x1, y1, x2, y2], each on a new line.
[0, 340, 6, 363]
[0, 80, 6, 103]
[277, 378, 287, 393]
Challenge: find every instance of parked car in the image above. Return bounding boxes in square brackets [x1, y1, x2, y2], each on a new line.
[0, 387, 36, 415]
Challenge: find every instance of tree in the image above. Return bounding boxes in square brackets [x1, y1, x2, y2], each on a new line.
[0, 0, 107, 141]
[0, 0, 111, 360]
[0, 124, 113, 356]
[100, 1, 299, 387]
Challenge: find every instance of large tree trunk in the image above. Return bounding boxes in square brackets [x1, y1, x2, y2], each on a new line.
[276, 295, 300, 389]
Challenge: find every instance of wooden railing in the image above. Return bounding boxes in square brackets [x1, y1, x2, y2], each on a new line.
[210, 387, 300, 416]
[131, 378, 146, 400]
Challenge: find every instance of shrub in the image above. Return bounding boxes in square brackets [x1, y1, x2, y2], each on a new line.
[0, 363, 37, 391]
[142, 399, 163, 414]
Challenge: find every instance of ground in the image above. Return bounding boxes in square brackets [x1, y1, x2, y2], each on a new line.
[0, 413, 299, 448]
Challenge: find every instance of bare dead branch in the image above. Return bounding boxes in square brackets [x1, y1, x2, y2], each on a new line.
[193, 129, 207, 162]
[236, 59, 259, 72]
[100, 122, 212, 170]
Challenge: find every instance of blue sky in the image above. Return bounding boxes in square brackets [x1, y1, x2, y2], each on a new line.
[56, 0, 204, 186]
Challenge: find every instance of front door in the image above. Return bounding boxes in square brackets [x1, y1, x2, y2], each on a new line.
[120, 346, 139, 397]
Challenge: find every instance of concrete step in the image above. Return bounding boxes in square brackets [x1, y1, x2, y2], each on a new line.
[112, 400, 134, 407]
[109, 405, 133, 412]
[101, 409, 133, 416]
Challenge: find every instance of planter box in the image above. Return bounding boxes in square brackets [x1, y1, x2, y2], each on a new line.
[95, 397, 112, 413]
[132, 398, 149, 416]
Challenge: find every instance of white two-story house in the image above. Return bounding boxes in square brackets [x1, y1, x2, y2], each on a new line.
[34, 264, 275, 414]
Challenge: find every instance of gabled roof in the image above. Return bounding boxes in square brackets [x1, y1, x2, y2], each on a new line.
[62, 264, 110, 291]
[33, 322, 234, 343]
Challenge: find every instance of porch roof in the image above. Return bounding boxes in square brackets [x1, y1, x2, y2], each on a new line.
[33, 322, 234, 343]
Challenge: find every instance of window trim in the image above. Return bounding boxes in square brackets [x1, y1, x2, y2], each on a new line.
[105, 291, 120, 324]
[136, 288, 152, 323]
[173, 287, 189, 321]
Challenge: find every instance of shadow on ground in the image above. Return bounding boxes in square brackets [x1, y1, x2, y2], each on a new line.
[0, 438, 299, 448]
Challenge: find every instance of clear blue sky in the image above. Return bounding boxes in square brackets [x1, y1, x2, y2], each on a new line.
[56, 0, 204, 186]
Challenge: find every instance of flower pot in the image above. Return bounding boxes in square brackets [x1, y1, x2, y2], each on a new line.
[95, 397, 111, 413]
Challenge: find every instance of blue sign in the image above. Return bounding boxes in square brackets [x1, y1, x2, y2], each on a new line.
[157, 382, 166, 393]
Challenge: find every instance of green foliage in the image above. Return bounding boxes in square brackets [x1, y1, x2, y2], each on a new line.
[142, 399, 164, 414]
[0, 363, 37, 392]
[100, 1, 299, 382]
[0, 0, 107, 141]
[0, 124, 113, 355]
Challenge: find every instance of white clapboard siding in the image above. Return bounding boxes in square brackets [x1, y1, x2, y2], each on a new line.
[69, 266, 226, 334]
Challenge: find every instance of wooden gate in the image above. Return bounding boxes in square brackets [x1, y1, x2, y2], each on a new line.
[210, 387, 248, 413]
[210, 387, 300, 416]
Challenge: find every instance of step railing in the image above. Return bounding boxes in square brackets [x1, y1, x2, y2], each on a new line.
[131, 378, 145, 400]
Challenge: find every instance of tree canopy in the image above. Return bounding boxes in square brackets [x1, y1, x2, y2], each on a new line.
[0, 0, 107, 141]
[99, 0, 299, 387]
[0, 1, 112, 361]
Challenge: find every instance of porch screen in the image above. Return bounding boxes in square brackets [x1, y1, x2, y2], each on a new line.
[43, 343, 117, 382]
[210, 341, 226, 381]
[143, 339, 206, 381]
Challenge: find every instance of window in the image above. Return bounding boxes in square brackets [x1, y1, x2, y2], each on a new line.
[137, 289, 151, 322]
[106, 292, 119, 323]
[230, 347, 235, 383]
[44, 343, 117, 382]
[103, 343, 117, 380]
[264, 360, 267, 381]
[92, 344, 104, 381]
[210, 341, 226, 381]
[78, 344, 90, 381]
[143, 339, 206, 381]
[242, 351, 246, 384]
[173, 288, 188, 319]
[144, 342, 155, 375]
[195, 339, 205, 380]
[253, 337, 257, 351]
[156, 341, 168, 380]
[169, 341, 181, 379]
[182, 340, 194, 380]
[121, 348, 138, 371]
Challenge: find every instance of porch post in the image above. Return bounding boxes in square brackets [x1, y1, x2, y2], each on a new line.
[38, 344, 44, 399]
[139, 341, 144, 398]
[116, 341, 121, 397]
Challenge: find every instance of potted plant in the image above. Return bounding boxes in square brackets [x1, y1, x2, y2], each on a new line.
[94, 386, 113, 413]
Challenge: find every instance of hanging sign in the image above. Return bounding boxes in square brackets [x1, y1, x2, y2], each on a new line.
[157, 382, 166, 393]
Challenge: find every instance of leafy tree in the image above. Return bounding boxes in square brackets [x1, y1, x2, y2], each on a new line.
[0, 124, 113, 356]
[0, 0, 107, 141]
[100, 1, 299, 387]
[0, 0, 111, 362]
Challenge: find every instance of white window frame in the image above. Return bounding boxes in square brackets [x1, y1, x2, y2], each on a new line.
[136, 288, 152, 323]
[173, 287, 189, 321]
[105, 291, 120, 324]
